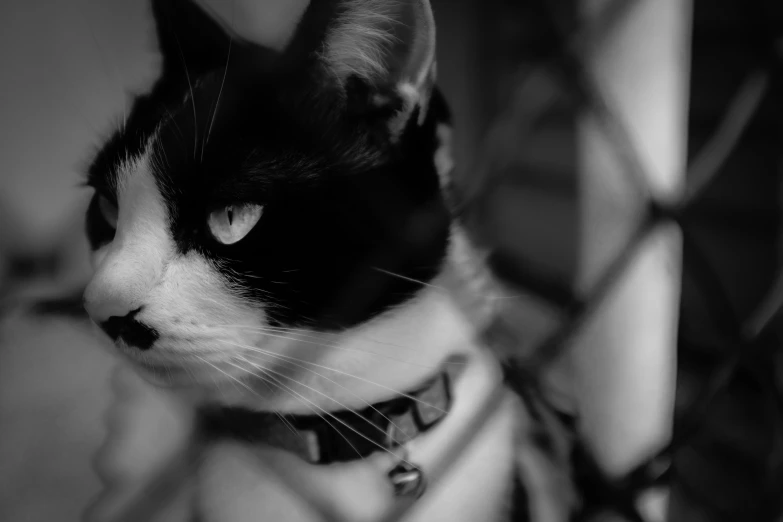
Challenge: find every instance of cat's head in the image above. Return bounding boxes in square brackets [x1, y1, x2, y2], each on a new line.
[83, 0, 462, 404]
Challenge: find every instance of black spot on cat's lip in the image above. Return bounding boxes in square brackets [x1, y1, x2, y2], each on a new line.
[101, 314, 160, 351]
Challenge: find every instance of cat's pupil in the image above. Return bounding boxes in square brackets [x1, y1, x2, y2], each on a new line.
[227, 207, 234, 226]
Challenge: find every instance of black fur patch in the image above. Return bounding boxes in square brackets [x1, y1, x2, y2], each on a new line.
[86, 0, 452, 331]
[100, 310, 160, 351]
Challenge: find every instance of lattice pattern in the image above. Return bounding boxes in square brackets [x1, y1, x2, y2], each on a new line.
[444, 0, 783, 521]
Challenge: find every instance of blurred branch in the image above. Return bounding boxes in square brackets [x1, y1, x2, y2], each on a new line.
[682, 71, 770, 207]
[743, 267, 783, 339]
[460, 0, 639, 214]
[528, 216, 656, 370]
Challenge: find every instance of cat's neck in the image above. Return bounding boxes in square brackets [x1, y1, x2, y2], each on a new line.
[203, 225, 499, 415]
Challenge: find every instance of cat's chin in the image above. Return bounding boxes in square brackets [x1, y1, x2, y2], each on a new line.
[129, 360, 203, 389]
[125, 355, 228, 391]
[127, 358, 277, 409]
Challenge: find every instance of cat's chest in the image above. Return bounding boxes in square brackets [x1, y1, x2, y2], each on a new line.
[190, 346, 518, 522]
[89, 283, 524, 522]
[195, 398, 519, 522]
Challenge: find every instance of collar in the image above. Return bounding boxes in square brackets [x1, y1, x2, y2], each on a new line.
[197, 370, 453, 465]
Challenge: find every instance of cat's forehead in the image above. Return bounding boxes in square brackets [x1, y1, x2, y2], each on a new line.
[93, 75, 318, 198]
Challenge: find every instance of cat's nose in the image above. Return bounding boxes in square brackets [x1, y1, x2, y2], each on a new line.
[83, 245, 153, 324]
[83, 271, 158, 351]
[83, 277, 136, 325]
[97, 309, 159, 351]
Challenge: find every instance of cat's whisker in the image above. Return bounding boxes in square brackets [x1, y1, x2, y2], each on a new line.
[371, 267, 520, 303]
[225, 358, 364, 460]
[242, 325, 464, 369]
[155, 141, 172, 171]
[211, 355, 311, 439]
[182, 363, 199, 385]
[203, 1, 234, 158]
[211, 358, 298, 438]
[172, 33, 199, 158]
[213, 325, 338, 348]
[212, 322, 422, 355]
[244, 369, 301, 437]
[218, 340, 411, 442]
[192, 354, 260, 398]
[216, 324, 342, 342]
[193, 354, 239, 394]
[222, 339, 447, 415]
[214, 326, 442, 369]
[372, 266, 446, 291]
[231, 357, 416, 466]
[236, 356, 388, 433]
[236, 273, 264, 280]
[263, 325, 445, 355]
[163, 108, 186, 145]
[194, 290, 255, 311]
[275, 411, 301, 439]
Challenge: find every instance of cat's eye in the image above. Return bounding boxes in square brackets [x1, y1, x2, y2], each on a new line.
[98, 195, 119, 230]
[208, 204, 263, 245]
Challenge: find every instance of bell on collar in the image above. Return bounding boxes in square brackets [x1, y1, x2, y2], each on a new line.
[388, 461, 426, 499]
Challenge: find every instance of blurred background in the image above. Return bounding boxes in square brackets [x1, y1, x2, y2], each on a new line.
[1, 0, 782, 521]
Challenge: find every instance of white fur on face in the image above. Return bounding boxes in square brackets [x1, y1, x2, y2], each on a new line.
[85, 143, 483, 414]
[85, 152, 267, 391]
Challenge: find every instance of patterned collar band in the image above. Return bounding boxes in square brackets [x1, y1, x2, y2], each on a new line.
[198, 371, 453, 465]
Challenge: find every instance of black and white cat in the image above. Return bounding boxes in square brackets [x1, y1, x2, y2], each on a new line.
[82, 1, 573, 520]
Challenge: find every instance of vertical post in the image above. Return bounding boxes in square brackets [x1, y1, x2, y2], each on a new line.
[574, 0, 692, 519]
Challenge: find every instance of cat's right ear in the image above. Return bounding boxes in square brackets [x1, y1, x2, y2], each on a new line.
[284, 0, 438, 134]
[150, 0, 237, 77]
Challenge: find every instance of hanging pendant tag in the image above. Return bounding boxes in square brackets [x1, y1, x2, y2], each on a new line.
[384, 410, 427, 499]
[388, 461, 426, 498]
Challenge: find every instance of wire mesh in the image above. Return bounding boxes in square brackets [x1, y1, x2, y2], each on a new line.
[456, 0, 783, 521]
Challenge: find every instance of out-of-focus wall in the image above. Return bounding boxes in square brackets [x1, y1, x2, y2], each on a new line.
[0, 6, 159, 520]
[0, 0, 154, 251]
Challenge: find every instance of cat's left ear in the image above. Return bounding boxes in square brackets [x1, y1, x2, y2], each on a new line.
[295, 0, 437, 129]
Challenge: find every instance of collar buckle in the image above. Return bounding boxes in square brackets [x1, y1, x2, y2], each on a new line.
[388, 460, 426, 499]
